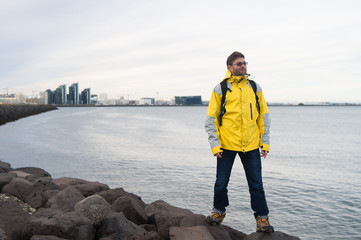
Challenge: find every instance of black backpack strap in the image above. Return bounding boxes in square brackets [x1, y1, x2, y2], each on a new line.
[219, 79, 230, 126]
[249, 80, 260, 114]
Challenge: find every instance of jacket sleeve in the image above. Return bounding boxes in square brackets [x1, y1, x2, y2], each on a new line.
[256, 86, 271, 152]
[205, 84, 223, 155]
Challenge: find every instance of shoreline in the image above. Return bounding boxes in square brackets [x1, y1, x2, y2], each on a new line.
[0, 161, 300, 240]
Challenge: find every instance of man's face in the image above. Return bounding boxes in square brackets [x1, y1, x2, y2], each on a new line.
[228, 57, 247, 76]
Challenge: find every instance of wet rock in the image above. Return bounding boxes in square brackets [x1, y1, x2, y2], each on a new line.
[97, 212, 146, 239]
[170, 226, 216, 240]
[45, 186, 85, 211]
[112, 195, 148, 225]
[75, 195, 111, 226]
[23, 208, 94, 240]
[244, 231, 301, 240]
[0, 200, 30, 240]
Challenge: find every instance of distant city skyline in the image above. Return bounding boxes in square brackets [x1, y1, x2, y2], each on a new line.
[1, 1, 361, 103]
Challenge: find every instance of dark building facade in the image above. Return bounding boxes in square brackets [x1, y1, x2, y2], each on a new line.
[81, 88, 91, 104]
[175, 96, 202, 105]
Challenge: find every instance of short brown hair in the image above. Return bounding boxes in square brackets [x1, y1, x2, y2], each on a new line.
[226, 51, 245, 66]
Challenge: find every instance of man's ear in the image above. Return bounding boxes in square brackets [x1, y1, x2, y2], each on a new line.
[227, 65, 232, 71]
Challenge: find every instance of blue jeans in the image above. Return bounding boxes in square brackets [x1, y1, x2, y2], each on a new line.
[213, 148, 269, 218]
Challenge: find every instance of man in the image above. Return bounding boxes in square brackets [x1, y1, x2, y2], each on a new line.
[205, 51, 273, 232]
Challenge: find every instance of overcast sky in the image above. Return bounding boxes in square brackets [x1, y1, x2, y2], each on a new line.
[1, 0, 360, 103]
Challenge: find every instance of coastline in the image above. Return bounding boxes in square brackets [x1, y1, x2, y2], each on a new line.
[0, 161, 300, 240]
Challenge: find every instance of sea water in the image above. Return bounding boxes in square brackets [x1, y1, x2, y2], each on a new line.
[0, 106, 360, 240]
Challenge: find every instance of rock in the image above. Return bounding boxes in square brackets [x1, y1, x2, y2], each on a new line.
[179, 213, 244, 240]
[2, 177, 33, 202]
[9, 170, 32, 178]
[170, 226, 215, 240]
[74, 182, 110, 197]
[0, 161, 12, 173]
[0, 173, 14, 190]
[244, 231, 301, 240]
[129, 231, 163, 240]
[52, 177, 89, 190]
[0, 228, 8, 240]
[140, 224, 158, 232]
[98, 187, 146, 207]
[45, 186, 85, 211]
[13, 167, 51, 178]
[0, 193, 36, 214]
[74, 195, 111, 226]
[145, 200, 194, 240]
[0, 104, 57, 126]
[30, 236, 69, 240]
[0, 201, 30, 240]
[22, 208, 94, 240]
[23, 180, 60, 209]
[97, 212, 146, 239]
[112, 195, 148, 225]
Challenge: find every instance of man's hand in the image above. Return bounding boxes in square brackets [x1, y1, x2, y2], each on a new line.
[261, 150, 269, 158]
[215, 152, 223, 158]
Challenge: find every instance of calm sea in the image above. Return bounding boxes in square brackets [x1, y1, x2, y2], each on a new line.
[0, 106, 360, 240]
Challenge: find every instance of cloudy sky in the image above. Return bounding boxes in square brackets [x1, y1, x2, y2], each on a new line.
[1, 0, 360, 103]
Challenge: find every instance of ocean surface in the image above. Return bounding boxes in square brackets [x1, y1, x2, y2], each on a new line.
[0, 106, 360, 240]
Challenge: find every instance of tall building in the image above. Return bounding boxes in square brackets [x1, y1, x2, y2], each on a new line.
[81, 88, 91, 104]
[45, 89, 55, 104]
[55, 85, 67, 104]
[175, 96, 202, 105]
[68, 83, 79, 105]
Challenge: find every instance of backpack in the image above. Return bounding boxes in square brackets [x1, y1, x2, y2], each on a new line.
[218, 79, 260, 126]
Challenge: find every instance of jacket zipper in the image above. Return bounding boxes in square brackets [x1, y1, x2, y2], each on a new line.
[250, 103, 253, 120]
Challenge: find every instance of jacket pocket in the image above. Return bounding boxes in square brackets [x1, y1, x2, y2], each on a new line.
[250, 103, 253, 120]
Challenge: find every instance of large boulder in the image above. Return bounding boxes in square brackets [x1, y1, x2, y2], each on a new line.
[22, 208, 94, 240]
[145, 200, 194, 240]
[74, 195, 111, 226]
[244, 231, 301, 240]
[0, 228, 8, 240]
[0, 161, 12, 173]
[112, 195, 148, 225]
[179, 213, 245, 240]
[52, 177, 89, 190]
[0, 173, 14, 190]
[98, 187, 146, 207]
[97, 212, 146, 239]
[129, 231, 162, 240]
[73, 182, 110, 197]
[169, 226, 215, 240]
[45, 186, 85, 211]
[0, 201, 30, 240]
[2, 177, 33, 202]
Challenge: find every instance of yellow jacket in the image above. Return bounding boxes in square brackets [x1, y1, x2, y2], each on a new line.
[205, 70, 270, 155]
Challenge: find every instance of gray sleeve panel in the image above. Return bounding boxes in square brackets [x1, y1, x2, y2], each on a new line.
[205, 115, 221, 149]
[214, 83, 222, 95]
[262, 112, 271, 144]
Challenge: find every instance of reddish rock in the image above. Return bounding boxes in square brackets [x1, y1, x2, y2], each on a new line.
[22, 208, 94, 240]
[112, 196, 148, 225]
[97, 212, 146, 239]
[0, 201, 30, 240]
[74, 182, 110, 197]
[244, 231, 301, 240]
[45, 186, 85, 211]
[52, 177, 89, 190]
[98, 187, 146, 207]
[129, 231, 162, 240]
[0, 173, 14, 190]
[2, 177, 33, 202]
[170, 226, 215, 240]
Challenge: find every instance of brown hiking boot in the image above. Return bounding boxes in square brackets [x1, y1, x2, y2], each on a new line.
[206, 210, 226, 225]
[256, 215, 274, 232]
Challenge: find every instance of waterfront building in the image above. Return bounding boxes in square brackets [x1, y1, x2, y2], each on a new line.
[68, 83, 79, 105]
[175, 96, 202, 105]
[139, 98, 155, 105]
[81, 88, 91, 104]
[55, 85, 67, 104]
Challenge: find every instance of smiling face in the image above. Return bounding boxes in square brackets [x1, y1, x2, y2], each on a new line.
[227, 57, 247, 76]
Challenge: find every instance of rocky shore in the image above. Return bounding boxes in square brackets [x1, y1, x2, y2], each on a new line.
[0, 105, 57, 126]
[0, 161, 301, 240]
